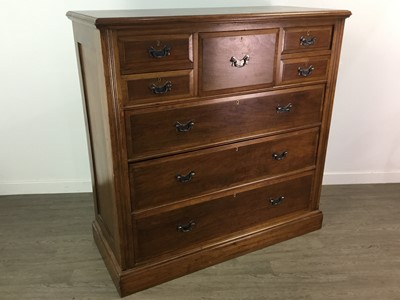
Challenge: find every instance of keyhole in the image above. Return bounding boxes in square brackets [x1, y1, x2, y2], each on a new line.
[236, 100, 240, 105]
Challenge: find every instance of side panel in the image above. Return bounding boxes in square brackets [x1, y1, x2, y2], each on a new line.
[72, 23, 124, 267]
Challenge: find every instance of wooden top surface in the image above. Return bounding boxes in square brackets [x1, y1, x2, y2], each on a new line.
[67, 6, 351, 27]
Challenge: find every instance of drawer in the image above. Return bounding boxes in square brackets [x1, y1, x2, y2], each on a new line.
[280, 56, 329, 84]
[283, 26, 333, 53]
[125, 85, 324, 160]
[130, 129, 318, 210]
[123, 70, 194, 105]
[199, 29, 278, 94]
[134, 174, 314, 262]
[118, 33, 193, 74]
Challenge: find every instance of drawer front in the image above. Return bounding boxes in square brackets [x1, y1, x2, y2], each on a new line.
[123, 70, 194, 105]
[134, 174, 313, 262]
[130, 129, 318, 210]
[126, 86, 324, 160]
[200, 29, 278, 93]
[283, 26, 333, 53]
[118, 33, 193, 74]
[280, 56, 329, 84]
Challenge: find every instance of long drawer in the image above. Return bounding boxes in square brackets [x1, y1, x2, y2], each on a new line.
[134, 173, 314, 262]
[130, 128, 318, 211]
[125, 85, 325, 161]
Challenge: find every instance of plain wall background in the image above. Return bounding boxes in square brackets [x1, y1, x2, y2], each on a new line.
[0, 0, 399, 195]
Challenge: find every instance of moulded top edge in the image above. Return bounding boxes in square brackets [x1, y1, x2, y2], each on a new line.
[66, 6, 352, 28]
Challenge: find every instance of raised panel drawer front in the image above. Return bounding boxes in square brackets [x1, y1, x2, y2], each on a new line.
[126, 85, 324, 160]
[130, 129, 318, 210]
[134, 174, 313, 262]
[200, 29, 278, 93]
[118, 33, 193, 74]
[123, 70, 194, 105]
[280, 56, 330, 84]
[283, 26, 333, 53]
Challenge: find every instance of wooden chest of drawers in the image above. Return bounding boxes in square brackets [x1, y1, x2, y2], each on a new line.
[67, 6, 351, 297]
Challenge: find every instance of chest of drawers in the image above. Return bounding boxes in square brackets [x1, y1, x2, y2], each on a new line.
[67, 6, 350, 297]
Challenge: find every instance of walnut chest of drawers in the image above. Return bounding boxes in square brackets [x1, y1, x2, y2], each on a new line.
[67, 6, 351, 297]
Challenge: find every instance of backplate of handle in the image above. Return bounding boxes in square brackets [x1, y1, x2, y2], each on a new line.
[298, 65, 315, 77]
[272, 151, 288, 161]
[175, 120, 194, 132]
[148, 45, 171, 58]
[177, 220, 196, 233]
[230, 55, 250, 68]
[269, 196, 285, 206]
[300, 36, 317, 46]
[276, 103, 293, 113]
[150, 81, 172, 94]
[176, 171, 195, 183]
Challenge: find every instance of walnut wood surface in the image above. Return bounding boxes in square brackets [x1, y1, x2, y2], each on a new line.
[130, 128, 318, 211]
[126, 85, 325, 161]
[283, 26, 333, 53]
[124, 70, 194, 105]
[68, 7, 351, 297]
[200, 29, 277, 93]
[118, 33, 193, 74]
[135, 174, 314, 262]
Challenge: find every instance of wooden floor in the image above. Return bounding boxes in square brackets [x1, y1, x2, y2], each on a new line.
[1, 184, 399, 300]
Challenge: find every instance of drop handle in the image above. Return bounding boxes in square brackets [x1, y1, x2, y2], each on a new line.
[175, 120, 194, 132]
[300, 36, 317, 46]
[177, 220, 196, 233]
[298, 65, 315, 77]
[269, 196, 285, 206]
[150, 80, 172, 94]
[176, 171, 195, 183]
[272, 151, 288, 161]
[276, 103, 293, 113]
[148, 45, 171, 58]
[230, 54, 250, 68]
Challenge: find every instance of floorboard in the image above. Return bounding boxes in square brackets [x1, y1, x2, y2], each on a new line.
[0, 184, 399, 300]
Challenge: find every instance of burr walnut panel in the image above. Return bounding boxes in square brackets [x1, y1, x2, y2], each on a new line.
[200, 29, 278, 94]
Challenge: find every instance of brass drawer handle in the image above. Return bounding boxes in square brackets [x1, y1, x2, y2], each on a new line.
[276, 103, 293, 113]
[298, 65, 314, 77]
[150, 80, 172, 95]
[177, 220, 196, 233]
[148, 45, 171, 58]
[230, 55, 250, 68]
[272, 151, 288, 161]
[175, 120, 194, 132]
[300, 36, 317, 46]
[269, 196, 285, 206]
[176, 171, 195, 183]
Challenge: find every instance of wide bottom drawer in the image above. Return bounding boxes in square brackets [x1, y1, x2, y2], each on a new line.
[134, 173, 314, 263]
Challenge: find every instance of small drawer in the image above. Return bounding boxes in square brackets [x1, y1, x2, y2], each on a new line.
[118, 33, 193, 74]
[280, 56, 329, 85]
[125, 85, 324, 161]
[130, 129, 318, 210]
[283, 26, 333, 53]
[200, 29, 278, 94]
[123, 70, 194, 105]
[134, 174, 313, 262]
